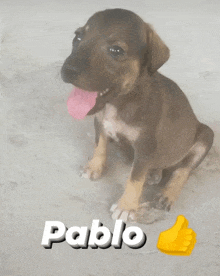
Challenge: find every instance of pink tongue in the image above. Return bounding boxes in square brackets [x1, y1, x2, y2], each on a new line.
[67, 87, 98, 120]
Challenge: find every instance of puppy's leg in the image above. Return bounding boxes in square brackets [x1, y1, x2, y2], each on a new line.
[84, 119, 108, 180]
[158, 123, 214, 211]
[111, 157, 153, 222]
[111, 139, 156, 221]
[118, 173, 146, 212]
[157, 168, 190, 211]
[111, 136, 159, 221]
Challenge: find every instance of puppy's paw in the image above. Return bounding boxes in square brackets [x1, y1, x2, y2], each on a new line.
[110, 203, 137, 222]
[82, 156, 106, 180]
[110, 202, 168, 224]
[110, 202, 150, 222]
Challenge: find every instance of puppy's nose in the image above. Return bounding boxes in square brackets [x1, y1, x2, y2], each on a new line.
[61, 63, 79, 83]
[65, 64, 78, 72]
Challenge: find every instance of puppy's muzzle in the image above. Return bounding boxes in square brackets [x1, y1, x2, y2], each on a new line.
[61, 63, 80, 84]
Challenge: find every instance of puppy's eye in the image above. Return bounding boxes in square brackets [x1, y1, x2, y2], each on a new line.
[73, 32, 83, 43]
[109, 46, 125, 58]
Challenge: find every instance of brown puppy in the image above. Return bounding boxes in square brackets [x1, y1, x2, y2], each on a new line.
[61, 9, 214, 222]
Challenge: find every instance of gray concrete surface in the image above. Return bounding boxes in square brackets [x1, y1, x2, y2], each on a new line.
[1, 0, 220, 275]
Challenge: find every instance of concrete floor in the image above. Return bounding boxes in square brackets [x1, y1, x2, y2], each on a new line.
[1, 0, 220, 275]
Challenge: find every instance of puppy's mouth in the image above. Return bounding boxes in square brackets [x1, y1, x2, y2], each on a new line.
[98, 88, 110, 97]
[67, 87, 112, 120]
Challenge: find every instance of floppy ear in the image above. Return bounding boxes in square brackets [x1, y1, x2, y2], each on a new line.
[145, 23, 170, 74]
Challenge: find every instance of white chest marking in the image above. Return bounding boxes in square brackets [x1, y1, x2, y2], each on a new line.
[101, 104, 141, 143]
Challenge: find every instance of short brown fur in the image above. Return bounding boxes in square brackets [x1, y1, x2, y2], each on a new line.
[61, 8, 214, 221]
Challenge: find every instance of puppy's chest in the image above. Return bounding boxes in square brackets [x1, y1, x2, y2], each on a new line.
[96, 104, 141, 143]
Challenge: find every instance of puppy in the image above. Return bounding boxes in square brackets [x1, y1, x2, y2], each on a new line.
[61, 8, 214, 222]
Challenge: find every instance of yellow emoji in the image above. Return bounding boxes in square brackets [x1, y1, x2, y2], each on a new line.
[157, 215, 196, 256]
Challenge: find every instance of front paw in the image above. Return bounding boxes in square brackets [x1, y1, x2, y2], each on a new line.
[110, 202, 168, 224]
[82, 156, 106, 180]
[110, 202, 150, 222]
[110, 203, 137, 222]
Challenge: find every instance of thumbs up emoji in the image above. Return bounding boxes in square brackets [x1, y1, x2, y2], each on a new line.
[157, 215, 196, 256]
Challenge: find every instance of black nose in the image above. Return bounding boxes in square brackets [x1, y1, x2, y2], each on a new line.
[61, 63, 79, 83]
[64, 64, 78, 71]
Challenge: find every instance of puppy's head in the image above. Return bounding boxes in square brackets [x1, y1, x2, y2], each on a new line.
[61, 8, 169, 115]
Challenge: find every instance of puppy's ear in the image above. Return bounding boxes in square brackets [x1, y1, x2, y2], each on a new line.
[144, 23, 170, 74]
